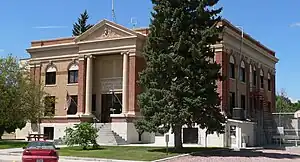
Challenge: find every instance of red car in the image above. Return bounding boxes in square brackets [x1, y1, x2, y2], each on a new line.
[22, 141, 60, 162]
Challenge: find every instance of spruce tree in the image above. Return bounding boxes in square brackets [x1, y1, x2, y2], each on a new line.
[72, 10, 93, 36]
[136, 0, 226, 149]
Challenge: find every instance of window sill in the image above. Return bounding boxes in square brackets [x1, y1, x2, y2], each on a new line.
[240, 81, 246, 84]
[45, 84, 57, 87]
[66, 115, 79, 118]
[67, 83, 78, 86]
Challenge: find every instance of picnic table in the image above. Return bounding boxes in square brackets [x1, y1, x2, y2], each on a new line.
[26, 134, 48, 141]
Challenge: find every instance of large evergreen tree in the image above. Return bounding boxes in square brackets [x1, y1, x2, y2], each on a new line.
[136, 0, 225, 149]
[72, 10, 93, 36]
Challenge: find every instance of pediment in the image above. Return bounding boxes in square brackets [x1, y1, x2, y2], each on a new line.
[75, 19, 137, 42]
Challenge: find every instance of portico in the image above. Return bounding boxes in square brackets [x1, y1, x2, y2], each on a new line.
[72, 19, 146, 123]
[78, 51, 133, 120]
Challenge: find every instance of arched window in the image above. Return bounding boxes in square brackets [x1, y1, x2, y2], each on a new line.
[68, 64, 79, 84]
[229, 55, 235, 79]
[45, 65, 56, 85]
[267, 73, 271, 91]
[252, 66, 257, 86]
[240, 61, 245, 82]
[260, 69, 264, 88]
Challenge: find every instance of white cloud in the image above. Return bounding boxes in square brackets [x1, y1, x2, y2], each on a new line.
[0, 49, 4, 52]
[32, 26, 68, 29]
[289, 97, 299, 103]
[290, 22, 300, 27]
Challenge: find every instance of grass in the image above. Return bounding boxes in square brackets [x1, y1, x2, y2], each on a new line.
[59, 146, 222, 161]
[0, 140, 28, 149]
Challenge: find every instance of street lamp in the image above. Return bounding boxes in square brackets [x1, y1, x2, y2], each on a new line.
[235, 25, 244, 117]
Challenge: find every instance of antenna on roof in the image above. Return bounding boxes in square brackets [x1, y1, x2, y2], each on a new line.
[112, 0, 117, 22]
[130, 17, 138, 29]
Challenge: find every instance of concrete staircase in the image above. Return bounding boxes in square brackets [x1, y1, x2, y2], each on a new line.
[95, 123, 127, 145]
[2, 132, 16, 140]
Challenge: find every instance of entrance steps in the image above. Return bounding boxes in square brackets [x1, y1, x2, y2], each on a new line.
[95, 123, 127, 145]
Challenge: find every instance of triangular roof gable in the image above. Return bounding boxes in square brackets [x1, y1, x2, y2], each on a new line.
[74, 19, 139, 42]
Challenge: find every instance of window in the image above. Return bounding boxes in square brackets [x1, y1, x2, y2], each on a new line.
[260, 69, 264, 88]
[67, 95, 78, 115]
[45, 66, 56, 85]
[229, 92, 235, 115]
[268, 102, 271, 112]
[44, 96, 55, 116]
[240, 61, 245, 82]
[267, 73, 271, 91]
[92, 94, 96, 112]
[241, 95, 246, 110]
[253, 98, 257, 114]
[68, 64, 79, 84]
[259, 100, 263, 109]
[229, 56, 235, 79]
[253, 69, 257, 86]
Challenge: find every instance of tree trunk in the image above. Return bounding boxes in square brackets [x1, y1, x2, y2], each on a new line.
[174, 125, 183, 150]
[205, 131, 208, 147]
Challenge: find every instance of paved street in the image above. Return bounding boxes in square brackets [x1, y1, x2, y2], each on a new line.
[3, 147, 300, 162]
[164, 148, 300, 162]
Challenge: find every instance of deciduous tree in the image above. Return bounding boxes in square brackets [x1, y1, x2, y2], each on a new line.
[0, 55, 55, 138]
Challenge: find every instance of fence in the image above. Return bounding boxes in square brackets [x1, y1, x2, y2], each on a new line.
[272, 112, 300, 146]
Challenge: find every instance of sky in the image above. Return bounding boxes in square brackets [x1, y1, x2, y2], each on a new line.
[0, 0, 299, 100]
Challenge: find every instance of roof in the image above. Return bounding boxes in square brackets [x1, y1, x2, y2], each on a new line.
[220, 19, 275, 56]
[28, 19, 275, 57]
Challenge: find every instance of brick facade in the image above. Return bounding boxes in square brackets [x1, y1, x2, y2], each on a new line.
[77, 59, 86, 114]
[30, 65, 41, 84]
[216, 50, 229, 113]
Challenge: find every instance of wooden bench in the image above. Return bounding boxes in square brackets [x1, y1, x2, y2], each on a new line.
[26, 134, 48, 141]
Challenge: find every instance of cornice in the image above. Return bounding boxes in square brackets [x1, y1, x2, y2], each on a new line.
[224, 27, 279, 63]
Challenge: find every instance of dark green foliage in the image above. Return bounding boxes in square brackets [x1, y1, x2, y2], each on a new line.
[136, 0, 225, 149]
[72, 10, 94, 36]
[276, 90, 300, 112]
[64, 122, 99, 150]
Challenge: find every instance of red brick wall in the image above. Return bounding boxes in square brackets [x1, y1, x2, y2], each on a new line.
[30, 65, 41, 84]
[245, 61, 250, 115]
[215, 50, 229, 113]
[128, 55, 146, 114]
[271, 74, 276, 112]
[77, 59, 86, 114]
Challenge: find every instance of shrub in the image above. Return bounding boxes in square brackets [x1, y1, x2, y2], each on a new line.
[64, 122, 99, 150]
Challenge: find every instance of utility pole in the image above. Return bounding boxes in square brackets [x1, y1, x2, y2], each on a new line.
[235, 26, 244, 112]
[112, 0, 116, 22]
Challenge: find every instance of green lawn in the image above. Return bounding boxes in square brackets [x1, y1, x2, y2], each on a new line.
[0, 140, 28, 149]
[59, 146, 221, 161]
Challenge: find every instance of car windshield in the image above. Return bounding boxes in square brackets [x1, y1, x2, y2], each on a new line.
[26, 141, 55, 149]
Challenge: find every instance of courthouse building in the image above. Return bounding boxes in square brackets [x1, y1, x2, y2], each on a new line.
[16, 19, 278, 148]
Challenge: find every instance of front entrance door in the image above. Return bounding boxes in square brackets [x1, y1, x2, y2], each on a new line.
[229, 125, 237, 148]
[183, 128, 198, 144]
[101, 93, 122, 123]
[44, 127, 54, 140]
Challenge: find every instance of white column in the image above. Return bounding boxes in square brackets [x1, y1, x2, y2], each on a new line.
[85, 55, 93, 115]
[122, 51, 129, 114]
